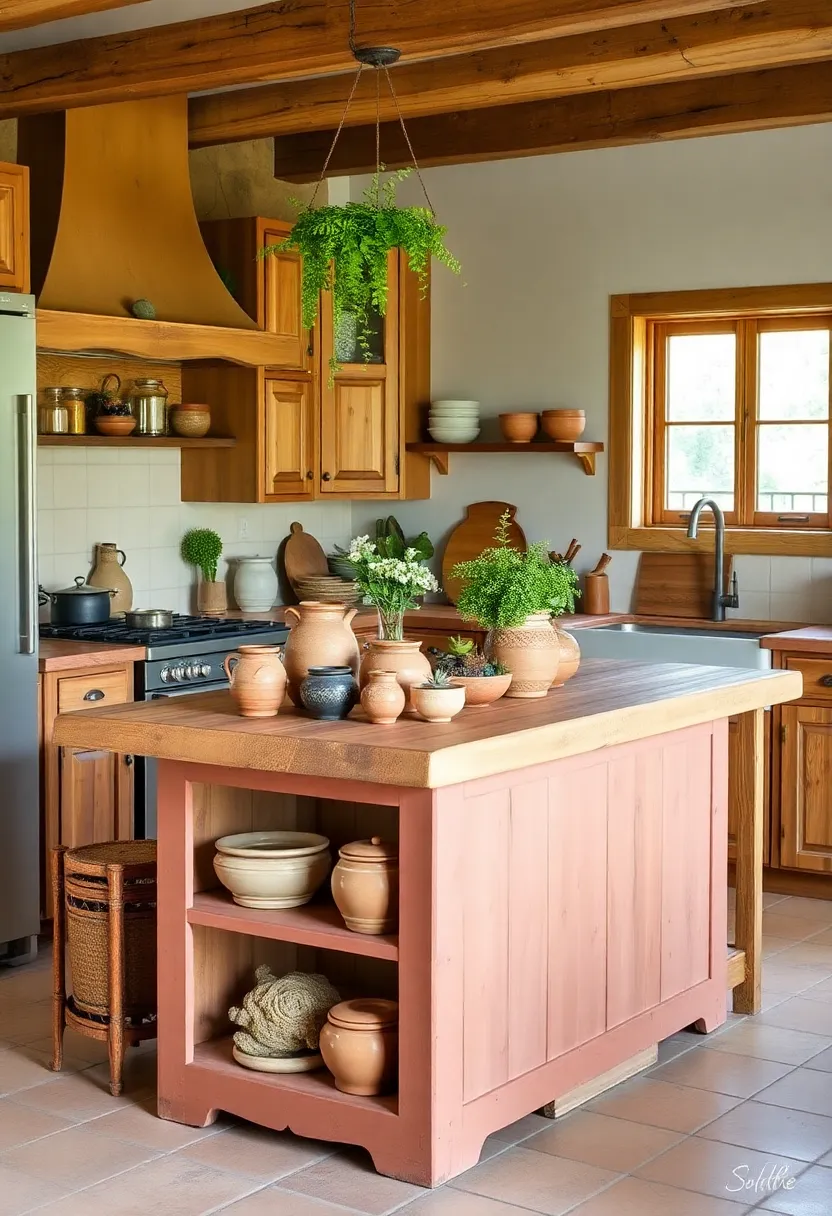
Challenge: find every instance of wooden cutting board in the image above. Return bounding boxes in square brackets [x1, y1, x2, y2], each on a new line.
[442, 502, 526, 606]
[634, 552, 733, 619]
[283, 522, 329, 594]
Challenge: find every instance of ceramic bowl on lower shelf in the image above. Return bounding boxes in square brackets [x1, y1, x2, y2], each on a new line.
[213, 830, 331, 909]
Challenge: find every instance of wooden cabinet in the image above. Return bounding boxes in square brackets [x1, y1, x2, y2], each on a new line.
[60, 747, 133, 851]
[263, 376, 315, 500]
[779, 705, 832, 874]
[0, 162, 29, 294]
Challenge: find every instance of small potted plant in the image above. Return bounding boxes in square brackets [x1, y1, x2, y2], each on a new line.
[451, 511, 580, 699]
[94, 401, 136, 437]
[431, 637, 513, 707]
[410, 667, 466, 724]
[181, 528, 226, 616]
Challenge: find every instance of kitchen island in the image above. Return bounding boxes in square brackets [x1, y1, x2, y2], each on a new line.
[54, 658, 801, 1187]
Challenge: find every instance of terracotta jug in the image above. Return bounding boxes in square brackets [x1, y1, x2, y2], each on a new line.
[282, 602, 360, 706]
[359, 640, 431, 715]
[553, 625, 581, 687]
[319, 998, 398, 1095]
[88, 543, 132, 615]
[486, 612, 560, 698]
[331, 837, 399, 935]
[223, 645, 286, 718]
[360, 670, 405, 725]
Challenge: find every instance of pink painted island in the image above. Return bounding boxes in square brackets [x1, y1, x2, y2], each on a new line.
[53, 658, 801, 1187]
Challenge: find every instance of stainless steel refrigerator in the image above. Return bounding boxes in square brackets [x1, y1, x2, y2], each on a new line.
[0, 293, 39, 963]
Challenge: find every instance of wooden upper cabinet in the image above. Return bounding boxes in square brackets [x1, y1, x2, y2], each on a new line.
[262, 376, 315, 500]
[0, 162, 30, 294]
[780, 704, 832, 874]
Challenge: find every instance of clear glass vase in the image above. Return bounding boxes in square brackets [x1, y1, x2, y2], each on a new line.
[377, 608, 405, 641]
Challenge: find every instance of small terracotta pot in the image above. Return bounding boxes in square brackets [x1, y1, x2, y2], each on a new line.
[450, 671, 513, 706]
[540, 410, 586, 441]
[499, 412, 538, 443]
[410, 684, 466, 723]
[332, 836, 399, 934]
[319, 998, 398, 1095]
[283, 602, 360, 706]
[198, 580, 228, 616]
[224, 645, 286, 717]
[95, 415, 136, 437]
[486, 613, 561, 698]
[553, 625, 581, 687]
[360, 670, 406, 725]
[359, 640, 432, 715]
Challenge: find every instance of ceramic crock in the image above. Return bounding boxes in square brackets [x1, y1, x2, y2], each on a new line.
[331, 836, 399, 935]
[486, 612, 561, 698]
[359, 640, 431, 715]
[87, 542, 133, 615]
[283, 603, 360, 706]
[553, 625, 581, 687]
[360, 670, 406, 725]
[233, 556, 278, 613]
[299, 666, 358, 721]
[319, 998, 398, 1095]
[223, 645, 286, 718]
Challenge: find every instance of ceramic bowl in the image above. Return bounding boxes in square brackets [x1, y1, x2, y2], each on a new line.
[540, 410, 586, 441]
[428, 426, 480, 444]
[410, 684, 466, 723]
[95, 415, 136, 436]
[213, 830, 331, 908]
[450, 672, 513, 706]
[431, 400, 480, 410]
[499, 413, 538, 443]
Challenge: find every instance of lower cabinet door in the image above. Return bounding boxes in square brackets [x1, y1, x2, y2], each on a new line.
[780, 705, 832, 873]
[60, 748, 134, 849]
[263, 377, 315, 499]
[319, 373, 399, 496]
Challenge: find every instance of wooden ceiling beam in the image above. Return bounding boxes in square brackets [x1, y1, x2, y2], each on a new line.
[190, 0, 832, 147]
[0, 0, 763, 118]
[0, 0, 145, 33]
[272, 60, 832, 180]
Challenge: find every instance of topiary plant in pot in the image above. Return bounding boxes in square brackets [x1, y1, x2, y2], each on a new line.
[181, 528, 226, 616]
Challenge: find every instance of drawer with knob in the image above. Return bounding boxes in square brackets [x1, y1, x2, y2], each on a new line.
[785, 657, 832, 704]
[56, 669, 131, 714]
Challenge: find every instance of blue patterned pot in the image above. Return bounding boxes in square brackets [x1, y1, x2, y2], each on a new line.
[299, 666, 358, 721]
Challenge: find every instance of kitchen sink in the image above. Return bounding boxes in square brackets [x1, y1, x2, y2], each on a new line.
[571, 622, 772, 670]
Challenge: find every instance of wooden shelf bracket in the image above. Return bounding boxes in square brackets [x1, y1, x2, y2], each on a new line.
[407, 441, 603, 476]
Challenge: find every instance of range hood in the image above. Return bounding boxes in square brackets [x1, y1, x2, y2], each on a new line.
[18, 97, 280, 366]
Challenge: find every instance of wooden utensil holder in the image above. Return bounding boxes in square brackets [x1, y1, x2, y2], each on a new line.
[584, 572, 610, 615]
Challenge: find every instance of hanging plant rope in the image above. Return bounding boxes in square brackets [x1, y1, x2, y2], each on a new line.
[261, 0, 460, 379]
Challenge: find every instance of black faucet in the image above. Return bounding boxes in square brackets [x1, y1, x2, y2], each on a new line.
[686, 497, 739, 622]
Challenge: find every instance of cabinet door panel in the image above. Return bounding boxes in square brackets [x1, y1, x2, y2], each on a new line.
[60, 748, 133, 850]
[320, 375, 399, 495]
[0, 164, 28, 293]
[780, 705, 832, 873]
[261, 230, 306, 369]
[263, 377, 315, 500]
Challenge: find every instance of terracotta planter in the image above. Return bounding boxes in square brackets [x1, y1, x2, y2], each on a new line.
[486, 613, 561, 698]
[223, 644, 286, 718]
[410, 684, 466, 723]
[360, 670, 406, 725]
[331, 836, 398, 934]
[359, 641, 432, 715]
[87, 542, 132, 615]
[198, 580, 227, 616]
[499, 412, 538, 443]
[319, 998, 398, 1095]
[553, 625, 581, 687]
[450, 671, 513, 706]
[283, 602, 360, 706]
[95, 415, 136, 437]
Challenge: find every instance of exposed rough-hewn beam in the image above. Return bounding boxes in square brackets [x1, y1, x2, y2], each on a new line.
[0, 0, 144, 33]
[191, 0, 832, 147]
[272, 60, 832, 180]
[0, 0, 762, 118]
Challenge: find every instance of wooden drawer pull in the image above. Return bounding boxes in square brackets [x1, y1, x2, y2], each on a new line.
[819, 676, 832, 687]
[83, 689, 105, 702]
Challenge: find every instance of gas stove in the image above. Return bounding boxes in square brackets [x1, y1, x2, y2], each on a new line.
[40, 614, 286, 661]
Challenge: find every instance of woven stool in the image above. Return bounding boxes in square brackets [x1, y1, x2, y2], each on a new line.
[51, 841, 157, 1096]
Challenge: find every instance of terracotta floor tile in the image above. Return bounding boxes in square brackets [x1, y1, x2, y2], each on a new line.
[0, 1096, 72, 1151]
[799, 981, 832, 1006]
[758, 1164, 832, 1214]
[763, 915, 832, 942]
[221, 1189, 373, 1216]
[759, 965, 832, 995]
[27, 1029, 110, 1066]
[777, 943, 832, 970]
[10, 1068, 144, 1122]
[0, 1044, 63, 1096]
[760, 999, 832, 1036]
[488, 1112, 553, 1144]
[804, 1045, 832, 1072]
[523, 1110, 683, 1172]
[764, 938, 796, 959]
[635, 1135, 806, 1202]
[764, 894, 789, 910]
[567, 1176, 751, 1215]
[705, 1023, 832, 1066]
[755, 1068, 832, 1118]
[180, 1120, 332, 1180]
[0, 1161, 69, 1212]
[698, 1099, 832, 1162]
[88, 1098, 227, 1150]
[276, 1149, 426, 1215]
[0, 1122, 159, 1190]
[0, 1002, 53, 1045]
[400, 1190, 547, 1215]
[650, 1047, 792, 1098]
[587, 1076, 742, 1132]
[448, 1145, 618, 1216]
[657, 1032, 701, 1064]
[767, 899, 832, 923]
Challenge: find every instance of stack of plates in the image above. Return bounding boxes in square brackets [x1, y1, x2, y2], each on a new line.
[428, 399, 480, 444]
[294, 575, 363, 606]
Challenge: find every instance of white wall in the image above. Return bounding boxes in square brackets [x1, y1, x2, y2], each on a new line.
[352, 123, 832, 622]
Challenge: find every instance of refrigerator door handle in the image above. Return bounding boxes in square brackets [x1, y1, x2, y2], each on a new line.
[16, 394, 37, 655]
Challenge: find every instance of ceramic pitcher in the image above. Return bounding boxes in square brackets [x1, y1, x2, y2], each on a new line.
[223, 645, 286, 718]
[87, 543, 132, 615]
[282, 602, 360, 706]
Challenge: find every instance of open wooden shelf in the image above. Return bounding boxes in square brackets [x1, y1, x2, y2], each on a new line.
[38, 435, 235, 448]
[406, 440, 604, 476]
[189, 891, 399, 961]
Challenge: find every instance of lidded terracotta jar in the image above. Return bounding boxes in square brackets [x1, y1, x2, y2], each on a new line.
[283, 603, 360, 706]
[319, 998, 398, 1095]
[360, 670, 406, 725]
[359, 640, 431, 715]
[553, 625, 581, 687]
[87, 543, 133, 615]
[332, 836, 398, 935]
[486, 612, 560, 698]
[223, 645, 286, 718]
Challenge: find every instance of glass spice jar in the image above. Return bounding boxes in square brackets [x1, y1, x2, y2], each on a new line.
[130, 378, 168, 437]
[39, 387, 69, 435]
[61, 387, 87, 435]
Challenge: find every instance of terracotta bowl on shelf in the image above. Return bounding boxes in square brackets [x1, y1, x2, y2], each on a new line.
[540, 409, 586, 442]
[499, 413, 539, 443]
[450, 671, 513, 706]
[95, 415, 136, 437]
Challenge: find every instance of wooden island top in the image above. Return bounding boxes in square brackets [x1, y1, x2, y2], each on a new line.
[54, 658, 801, 788]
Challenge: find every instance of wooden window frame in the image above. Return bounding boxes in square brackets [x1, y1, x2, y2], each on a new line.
[609, 284, 832, 557]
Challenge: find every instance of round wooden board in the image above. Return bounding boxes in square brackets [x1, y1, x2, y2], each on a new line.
[441, 502, 526, 606]
[283, 521, 329, 594]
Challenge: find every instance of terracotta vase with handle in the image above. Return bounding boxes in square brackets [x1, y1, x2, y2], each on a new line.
[87, 543, 132, 615]
[223, 645, 286, 718]
[486, 612, 561, 698]
[359, 640, 432, 715]
[282, 602, 360, 706]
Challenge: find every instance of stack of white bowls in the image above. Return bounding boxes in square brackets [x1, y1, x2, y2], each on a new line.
[428, 400, 480, 444]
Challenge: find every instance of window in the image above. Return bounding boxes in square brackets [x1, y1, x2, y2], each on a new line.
[609, 285, 832, 556]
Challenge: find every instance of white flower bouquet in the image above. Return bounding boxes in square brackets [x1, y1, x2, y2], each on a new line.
[347, 535, 440, 640]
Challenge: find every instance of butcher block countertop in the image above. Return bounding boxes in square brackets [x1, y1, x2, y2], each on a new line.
[38, 639, 146, 673]
[53, 659, 801, 789]
[761, 626, 832, 654]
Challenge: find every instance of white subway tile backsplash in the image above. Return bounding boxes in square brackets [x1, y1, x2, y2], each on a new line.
[732, 555, 771, 593]
[770, 555, 813, 594]
[52, 551, 92, 588]
[124, 548, 150, 595]
[52, 464, 87, 509]
[116, 506, 154, 551]
[728, 590, 769, 621]
[150, 546, 187, 591]
[87, 465, 125, 508]
[53, 508, 88, 558]
[118, 464, 151, 508]
[149, 462, 180, 506]
[769, 590, 815, 624]
[50, 447, 86, 466]
[37, 464, 54, 510]
[38, 511, 55, 558]
[148, 506, 183, 548]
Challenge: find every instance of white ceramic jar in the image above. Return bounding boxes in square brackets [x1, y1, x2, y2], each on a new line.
[233, 556, 278, 612]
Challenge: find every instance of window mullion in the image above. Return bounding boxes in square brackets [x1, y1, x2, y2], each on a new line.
[739, 318, 758, 527]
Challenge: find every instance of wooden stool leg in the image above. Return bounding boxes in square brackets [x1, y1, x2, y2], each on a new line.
[50, 847, 67, 1073]
[106, 863, 126, 1097]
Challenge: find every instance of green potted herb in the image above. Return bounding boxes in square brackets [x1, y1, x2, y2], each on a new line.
[409, 667, 466, 724]
[181, 528, 226, 616]
[430, 637, 513, 707]
[451, 511, 581, 699]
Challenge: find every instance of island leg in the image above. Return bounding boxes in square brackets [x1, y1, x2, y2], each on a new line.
[733, 709, 764, 1014]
